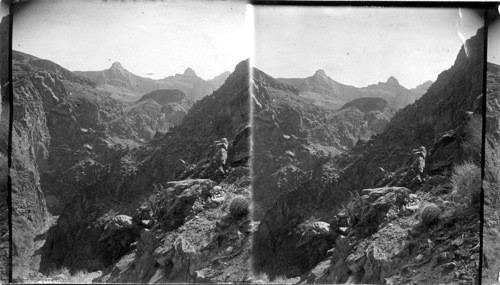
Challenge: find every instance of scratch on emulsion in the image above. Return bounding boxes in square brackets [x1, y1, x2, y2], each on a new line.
[456, 8, 470, 58]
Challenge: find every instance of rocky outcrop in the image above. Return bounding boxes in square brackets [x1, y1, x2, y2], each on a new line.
[254, 28, 484, 283]
[75, 64, 228, 102]
[96, 177, 252, 283]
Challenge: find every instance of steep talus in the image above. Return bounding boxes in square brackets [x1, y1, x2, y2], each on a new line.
[482, 62, 500, 283]
[252, 68, 394, 220]
[75, 64, 229, 102]
[278, 70, 432, 110]
[40, 60, 251, 280]
[253, 28, 484, 283]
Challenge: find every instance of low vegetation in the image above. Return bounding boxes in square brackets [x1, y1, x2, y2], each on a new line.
[420, 203, 441, 227]
[229, 195, 250, 219]
[451, 161, 481, 205]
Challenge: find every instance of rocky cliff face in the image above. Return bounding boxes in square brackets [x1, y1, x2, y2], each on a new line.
[278, 70, 432, 110]
[75, 64, 229, 103]
[253, 27, 483, 283]
[252, 68, 394, 220]
[39, 60, 251, 281]
[483, 62, 500, 283]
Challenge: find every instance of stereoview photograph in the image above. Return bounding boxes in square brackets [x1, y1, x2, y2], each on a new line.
[2, 1, 495, 284]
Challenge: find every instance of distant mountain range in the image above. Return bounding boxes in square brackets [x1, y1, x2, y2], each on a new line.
[74, 63, 230, 102]
[278, 70, 433, 110]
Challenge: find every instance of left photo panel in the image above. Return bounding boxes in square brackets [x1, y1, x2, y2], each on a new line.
[0, 1, 10, 282]
[11, 0, 251, 282]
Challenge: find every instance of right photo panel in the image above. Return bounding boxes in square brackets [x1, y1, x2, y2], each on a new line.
[483, 8, 500, 284]
[251, 6, 484, 284]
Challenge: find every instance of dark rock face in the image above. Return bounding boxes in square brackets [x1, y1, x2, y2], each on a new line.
[74, 64, 228, 102]
[252, 68, 394, 220]
[40, 60, 251, 277]
[483, 62, 500, 283]
[278, 70, 432, 110]
[253, 28, 484, 282]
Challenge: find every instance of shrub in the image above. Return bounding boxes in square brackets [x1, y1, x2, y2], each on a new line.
[451, 161, 481, 205]
[229, 195, 250, 219]
[421, 203, 441, 227]
[462, 116, 482, 164]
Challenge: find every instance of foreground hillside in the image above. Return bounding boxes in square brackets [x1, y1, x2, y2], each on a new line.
[253, 27, 483, 284]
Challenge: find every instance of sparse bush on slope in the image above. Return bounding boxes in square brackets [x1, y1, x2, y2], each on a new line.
[229, 195, 249, 219]
[421, 203, 441, 227]
[451, 161, 481, 205]
[461, 116, 482, 165]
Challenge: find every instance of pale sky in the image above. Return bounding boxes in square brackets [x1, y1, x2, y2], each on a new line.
[488, 15, 500, 65]
[13, 0, 249, 80]
[254, 7, 484, 88]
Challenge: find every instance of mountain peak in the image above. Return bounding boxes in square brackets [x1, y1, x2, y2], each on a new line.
[183, 67, 197, 77]
[314, 69, 327, 77]
[111, 62, 124, 70]
[386, 76, 399, 86]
